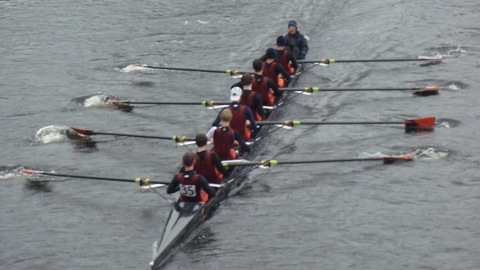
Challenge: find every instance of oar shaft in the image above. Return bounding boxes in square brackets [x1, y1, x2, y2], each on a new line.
[224, 156, 410, 167]
[281, 87, 432, 92]
[24, 170, 170, 185]
[257, 120, 404, 125]
[142, 65, 246, 75]
[298, 57, 442, 64]
[301, 121, 403, 125]
[90, 132, 177, 140]
[117, 101, 230, 106]
[333, 58, 428, 63]
[125, 101, 207, 105]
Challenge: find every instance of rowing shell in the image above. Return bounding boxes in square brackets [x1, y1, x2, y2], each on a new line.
[149, 64, 305, 269]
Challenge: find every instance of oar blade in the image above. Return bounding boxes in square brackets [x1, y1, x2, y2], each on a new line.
[413, 85, 440, 97]
[105, 99, 134, 112]
[21, 169, 41, 175]
[70, 127, 95, 135]
[382, 153, 415, 164]
[404, 116, 435, 131]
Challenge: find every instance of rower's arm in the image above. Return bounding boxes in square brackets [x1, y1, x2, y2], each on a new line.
[211, 152, 227, 175]
[166, 176, 180, 194]
[211, 108, 224, 127]
[254, 93, 265, 118]
[197, 176, 217, 199]
[276, 63, 291, 81]
[233, 130, 250, 152]
[244, 107, 257, 129]
[267, 78, 281, 97]
[288, 51, 298, 71]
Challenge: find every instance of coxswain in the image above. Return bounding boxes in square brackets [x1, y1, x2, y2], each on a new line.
[208, 109, 250, 160]
[252, 59, 281, 106]
[261, 36, 298, 75]
[263, 47, 291, 87]
[193, 133, 226, 184]
[167, 152, 217, 202]
[211, 87, 257, 141]
[284, 20, 309, 60]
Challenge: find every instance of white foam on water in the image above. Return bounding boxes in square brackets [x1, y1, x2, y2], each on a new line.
[0, 172, 17, 179]
[34, 125, 70, 144]
[120, 64, 153, 73]
[83, 95, 110, 107]
[446, 83, 460, 90]
[437, 121, 451, 128]
[415, 147, 448, 160]
[357, 151, 385, 158]
[449, 45, 467, 55]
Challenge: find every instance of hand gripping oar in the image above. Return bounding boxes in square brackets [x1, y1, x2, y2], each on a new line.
[280, 86, 440, 96]
[69, 127, 194, 143]
[257, 116, 436, 131]
[297, 56, 445, 64]
[124, 64, 248, 75]
[222, 154, 415, 167]
[22, 169, 223, 188]
[21, 169, 169, 186]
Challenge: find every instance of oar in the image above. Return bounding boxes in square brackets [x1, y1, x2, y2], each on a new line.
[298, 56, 445, 64]
[257, 116, 436, 130]
[110, 100, 224, 106]
[69, 127, 194, 143]
[108, 100, 275, 110]
[22, 169, 169, 186]
[222, 153, 415, 167]
[22, 169, 223, 188]
[280, 86, 440, 96]
[124, 64, 247, 75]
[108, 99, 231, 110]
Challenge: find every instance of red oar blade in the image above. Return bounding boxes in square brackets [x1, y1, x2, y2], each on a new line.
[382, 153, 415, 164]
[70, 127, 95, 135]
[21, 169, 41, 175]
[413, 85, 440, 96]
[404, 117, 435, 131]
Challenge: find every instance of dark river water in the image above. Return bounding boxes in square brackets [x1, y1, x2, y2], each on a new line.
[1, 0, 479, 269]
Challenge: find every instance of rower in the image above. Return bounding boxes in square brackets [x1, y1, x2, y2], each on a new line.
[209, 109, 250, 160]
[167, 152, 217, 202]
[252, 59, 281, 106]
[238, 74, 264, 121]
[284, 20, 309, 60]
[193, 133, 226, 184]
[268, 36, 298, 75]
[211, 87, 257, 141]
[262, 47, 291, 88]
